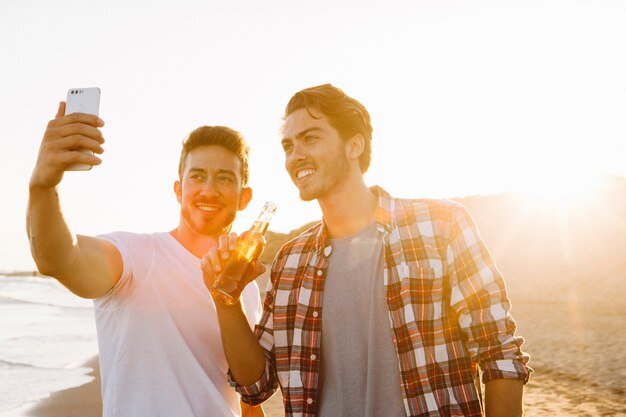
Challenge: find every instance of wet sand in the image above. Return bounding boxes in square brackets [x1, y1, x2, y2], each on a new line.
[24, 357, 102, 417]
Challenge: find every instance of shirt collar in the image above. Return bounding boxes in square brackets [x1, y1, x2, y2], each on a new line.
[313, 185, 395, 254]
[371, 185, 394, 232]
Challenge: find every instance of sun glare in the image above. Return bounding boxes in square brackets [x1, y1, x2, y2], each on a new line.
[514, 171, 601, 211]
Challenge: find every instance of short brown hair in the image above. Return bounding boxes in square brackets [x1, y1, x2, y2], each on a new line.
[178, 126, 249, 186]
[285, 84, 373, 172]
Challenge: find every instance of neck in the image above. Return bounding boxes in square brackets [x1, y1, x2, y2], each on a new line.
[170, 224, 221, 259]
[318, 175, 377, 239]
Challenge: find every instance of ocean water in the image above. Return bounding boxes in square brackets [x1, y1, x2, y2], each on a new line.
[0, 275, 98, 415]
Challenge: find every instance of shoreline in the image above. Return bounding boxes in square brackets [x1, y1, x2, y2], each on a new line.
[11, 356, 284, 417]
[25, 356, 102, 417]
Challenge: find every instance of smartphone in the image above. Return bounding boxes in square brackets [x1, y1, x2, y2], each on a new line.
[65, 87, 101, 171]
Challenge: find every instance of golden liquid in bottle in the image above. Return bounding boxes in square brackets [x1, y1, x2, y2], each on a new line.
[210, 202, 275, 305]
[210, 222, 269, 305]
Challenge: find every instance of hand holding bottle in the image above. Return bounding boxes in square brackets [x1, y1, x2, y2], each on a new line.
[202, 202, 276, 305]
[201, 233, 266, 301]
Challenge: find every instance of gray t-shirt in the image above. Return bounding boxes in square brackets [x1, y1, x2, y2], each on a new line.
[317, 223, 406, 417]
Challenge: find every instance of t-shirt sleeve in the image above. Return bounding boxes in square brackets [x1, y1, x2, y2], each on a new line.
[95, 231, 153, 300]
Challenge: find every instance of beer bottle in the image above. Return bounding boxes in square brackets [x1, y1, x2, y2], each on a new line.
[210, 201, 277, 305]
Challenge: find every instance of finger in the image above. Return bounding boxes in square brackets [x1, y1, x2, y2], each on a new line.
[201, 254, 217, 288]
[244, 260, 266, 283]
[254, 262, 267, 277]
[228, 233, 238, 251]
[47, 135, 105, 156]
[49, 149, 103, 168]
[48, 111, 104, 129]
[53, 122, 105, 144]
[206, 248, 223, 273]
[201, 253, 216, 276]
[55, 101, 66, 118]
[63, 135, 105, 154]
[68, 150, 103, 167]
[218, 235, 231, 260]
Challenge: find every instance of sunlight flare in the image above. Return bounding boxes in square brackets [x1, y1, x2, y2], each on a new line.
[514, 170, 601, 211]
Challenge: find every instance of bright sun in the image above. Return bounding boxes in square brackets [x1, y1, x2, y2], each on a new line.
[513, 170, 601, 211]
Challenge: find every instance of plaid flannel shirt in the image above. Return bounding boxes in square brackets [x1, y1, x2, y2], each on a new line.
[233, 186, 531, 417]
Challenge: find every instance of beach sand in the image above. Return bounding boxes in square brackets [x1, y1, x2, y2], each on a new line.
[24, 357, 102, 417]
[23, 354, 626, 417]
[23, 357, 285, 417]
[21, 299, 626, 416]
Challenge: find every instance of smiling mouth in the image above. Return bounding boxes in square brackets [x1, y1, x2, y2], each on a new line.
[196, 204, 221, 213]
[296, 169, 315, 181]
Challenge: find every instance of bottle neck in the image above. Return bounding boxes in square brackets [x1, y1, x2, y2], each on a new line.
[250, 220, 269, 235]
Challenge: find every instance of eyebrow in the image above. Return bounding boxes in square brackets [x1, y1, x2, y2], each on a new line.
[216, 169, 237, 178]
[187, 167, 237, 178]
[295, 127, 323, 138]
[282, 127, 324, 145]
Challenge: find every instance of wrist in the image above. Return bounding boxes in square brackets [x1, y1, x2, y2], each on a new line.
[29, 177, 58, 192]
[212, 296, 244, 313]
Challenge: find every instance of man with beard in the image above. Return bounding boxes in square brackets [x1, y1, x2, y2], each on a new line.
[27, 101, 263, 417]
[203, 84, 531, 417]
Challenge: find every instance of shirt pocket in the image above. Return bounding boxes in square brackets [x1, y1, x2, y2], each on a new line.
[406, 261, 444, 307]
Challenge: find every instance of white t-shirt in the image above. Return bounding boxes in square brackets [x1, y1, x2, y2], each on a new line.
[94, 231, 262, 417]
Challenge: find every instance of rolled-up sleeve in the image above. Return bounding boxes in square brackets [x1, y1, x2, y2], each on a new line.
[446, 205, 532, 384]
[228, 348, 278, 405]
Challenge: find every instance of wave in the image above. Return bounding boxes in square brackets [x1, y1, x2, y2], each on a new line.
[0, 359, 67, 371]
[0, 276, 94, 309]
[0, 294, 93, 310]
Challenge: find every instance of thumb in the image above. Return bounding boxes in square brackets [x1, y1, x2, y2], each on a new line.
[55, 101, 66, 118]
[256, 262, 267, 276]
[245, 259, 266, 283]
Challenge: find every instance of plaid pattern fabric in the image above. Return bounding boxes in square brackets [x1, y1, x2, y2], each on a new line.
[233, 186, 531, 417]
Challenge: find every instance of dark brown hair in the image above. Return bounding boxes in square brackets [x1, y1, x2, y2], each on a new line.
[285, 84, 373, 172]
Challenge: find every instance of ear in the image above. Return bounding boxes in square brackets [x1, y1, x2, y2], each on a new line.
[238, 187, 253, 211]
[174, 180, 182, 204]
[346, 133, 365, 161]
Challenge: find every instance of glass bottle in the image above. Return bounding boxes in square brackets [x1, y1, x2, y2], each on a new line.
[210, 201, 277, 305]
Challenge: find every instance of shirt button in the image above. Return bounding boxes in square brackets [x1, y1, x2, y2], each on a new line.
[307, 398, 313, 405]
[324, 246, 332, 257]
[310, 354, 316, 360]
[316, 269, 323, 276]
[312, 311, 319, 318]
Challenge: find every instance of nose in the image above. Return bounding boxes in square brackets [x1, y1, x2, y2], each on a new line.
[200, 177, 221, 197]
[286, 141, 306, 168]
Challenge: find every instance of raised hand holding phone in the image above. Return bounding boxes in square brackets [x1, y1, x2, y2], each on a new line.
[64, 87, 101, 171]
[30, 89, 104, 190]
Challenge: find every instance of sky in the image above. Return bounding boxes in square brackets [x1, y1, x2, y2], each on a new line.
[1, 0, 624, 271]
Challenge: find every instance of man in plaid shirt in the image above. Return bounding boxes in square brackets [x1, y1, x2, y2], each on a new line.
[203, 84, 531, 417]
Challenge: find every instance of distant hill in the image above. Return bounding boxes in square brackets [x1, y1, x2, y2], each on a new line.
[454, 175, 626, 303]
[260, 221, 319, 265]
[262, 176, 626, 304]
